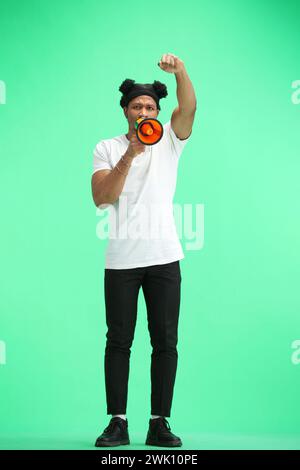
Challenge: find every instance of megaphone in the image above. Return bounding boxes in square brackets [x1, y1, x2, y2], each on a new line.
[135, 117, 164, 145]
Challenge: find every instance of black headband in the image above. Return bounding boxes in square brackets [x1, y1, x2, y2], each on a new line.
[119, 79, 168, 111]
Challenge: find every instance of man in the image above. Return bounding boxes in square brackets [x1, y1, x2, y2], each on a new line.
[91, 53, 196, 447]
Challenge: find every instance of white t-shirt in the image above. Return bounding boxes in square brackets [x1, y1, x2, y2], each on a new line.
[93, 120, 192, 269]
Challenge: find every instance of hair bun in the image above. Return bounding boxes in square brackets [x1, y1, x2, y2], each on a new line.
[119, 79, 136, 95]
[152, 80, 168, 99]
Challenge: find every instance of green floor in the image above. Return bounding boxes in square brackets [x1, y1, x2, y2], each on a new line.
[1, 433, 300, 450]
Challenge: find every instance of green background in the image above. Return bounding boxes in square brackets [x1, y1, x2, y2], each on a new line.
[1, 0, 300, 450]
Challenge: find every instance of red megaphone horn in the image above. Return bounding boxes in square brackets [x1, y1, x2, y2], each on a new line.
[135, 117, 164, 145]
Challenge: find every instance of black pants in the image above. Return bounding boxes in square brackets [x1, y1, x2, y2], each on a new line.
[104, 260, 182, 418]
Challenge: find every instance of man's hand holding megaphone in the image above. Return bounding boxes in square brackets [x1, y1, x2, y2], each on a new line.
[125, 127, 146, 159]
[126, 116, 164, 159]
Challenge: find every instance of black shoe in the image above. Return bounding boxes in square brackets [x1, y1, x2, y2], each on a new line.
[145, 417, 182, 447]
[95, 417, 130, 447]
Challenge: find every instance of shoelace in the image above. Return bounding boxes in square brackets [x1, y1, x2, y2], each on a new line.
[104, 418, 124, 433]
[156, 418, 171, 432]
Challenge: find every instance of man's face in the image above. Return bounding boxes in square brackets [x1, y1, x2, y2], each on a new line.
[123, 95, 159, 129]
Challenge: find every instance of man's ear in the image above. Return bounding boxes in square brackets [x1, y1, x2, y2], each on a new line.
[123, 107, 128, 119]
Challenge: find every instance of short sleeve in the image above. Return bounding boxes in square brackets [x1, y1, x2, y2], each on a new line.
[164, 120, 192, 158]
[92, 141, 113, 175]
[92, 141, 112, 210]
